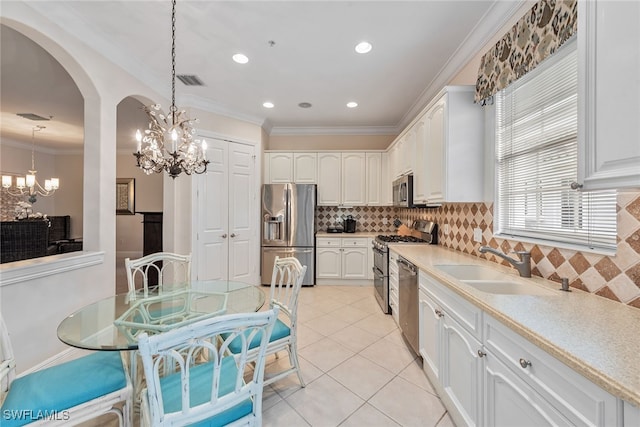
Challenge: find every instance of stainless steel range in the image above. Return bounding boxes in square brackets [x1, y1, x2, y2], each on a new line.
[372, 220, 437, 314]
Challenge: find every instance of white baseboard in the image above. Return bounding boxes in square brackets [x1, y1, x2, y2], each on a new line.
[315, 279, 373, 286]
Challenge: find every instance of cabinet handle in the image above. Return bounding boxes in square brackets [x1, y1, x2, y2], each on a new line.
[477, 350, 486, 358]
[570, 182, 583, 190]
[221, 234, 227, 238]
[519, 358, 532, 369]
[230, 233, 236, 238]
[434, 309, 444, 318]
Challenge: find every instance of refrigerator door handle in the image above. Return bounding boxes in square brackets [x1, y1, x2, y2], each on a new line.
[285, 184, 291, 245]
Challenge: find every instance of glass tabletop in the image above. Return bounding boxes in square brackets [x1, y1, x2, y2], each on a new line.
[57, 280, 266, 351]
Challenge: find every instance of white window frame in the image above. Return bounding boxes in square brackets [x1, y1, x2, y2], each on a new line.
[492, 37, 617, 255]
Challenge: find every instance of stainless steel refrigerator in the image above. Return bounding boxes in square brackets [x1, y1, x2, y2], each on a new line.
[261, 183, 316, 286]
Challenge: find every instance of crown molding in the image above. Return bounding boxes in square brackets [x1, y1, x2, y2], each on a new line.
[179, 94, 266, 127]
[270, 125, 399, 136]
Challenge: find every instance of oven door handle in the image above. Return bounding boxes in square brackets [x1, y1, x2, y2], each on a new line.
[372, 246, 385, 256]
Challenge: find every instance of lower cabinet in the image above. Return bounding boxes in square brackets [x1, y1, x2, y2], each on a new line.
[419, 269, 624, 427]
[389, 250, 400, 324]
[316, 237, 368, 281]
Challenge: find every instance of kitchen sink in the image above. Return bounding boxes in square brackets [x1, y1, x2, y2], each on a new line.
[461, 280, 556, 296]
[435, 264, 512, 281]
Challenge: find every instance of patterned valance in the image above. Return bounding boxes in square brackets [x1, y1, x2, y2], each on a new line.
[474, 0, 577, 103]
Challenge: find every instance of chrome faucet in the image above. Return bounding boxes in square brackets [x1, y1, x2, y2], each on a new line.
[479, 246, 532, 278]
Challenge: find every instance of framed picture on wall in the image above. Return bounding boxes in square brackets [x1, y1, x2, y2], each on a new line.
[116, 178, 135, 215]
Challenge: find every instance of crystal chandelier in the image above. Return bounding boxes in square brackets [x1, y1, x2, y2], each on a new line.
[134, 0, 209, 179]
[2, 125, 59, 203]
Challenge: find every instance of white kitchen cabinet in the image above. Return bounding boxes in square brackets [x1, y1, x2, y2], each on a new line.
[341, 153, 366, 206]
[381, 152, 392, 205]
[415, 86, 484, 205]
[625, 401, 640, 426]
[484, 315, 620, 427]
[267, 152, 293, 183]
[293, 152, 317, 183]
[577, 0, 640, 190]
[365, 152, 382, 206]
[418, 288, 441, 380]
[317, 152, 342, 205]
[316, 237, 368, 281]
[483, 350, 571, 426]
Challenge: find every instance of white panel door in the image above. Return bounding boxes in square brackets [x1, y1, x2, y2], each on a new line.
[426, 99, 445, 204]
[268, 152, 293, 183]
[419, 290, 441, 380]
[228, 143, 256, 282]
[293, 152, 317, 183]
[316, 248, 341, 279]
[341, 152, 366, 206]
[365, 152, 382, 206]
[195, 139, 229, 281]
[341, 247, 367, 279]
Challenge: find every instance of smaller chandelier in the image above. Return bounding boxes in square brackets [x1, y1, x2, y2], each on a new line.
[2, 125, 59, 204]
[134, 0, 209, 179]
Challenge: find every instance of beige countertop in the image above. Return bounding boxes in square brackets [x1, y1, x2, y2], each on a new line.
[389, 244, 640, 407]
[316, 231, 381, 238]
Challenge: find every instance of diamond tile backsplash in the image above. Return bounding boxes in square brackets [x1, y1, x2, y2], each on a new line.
[316, 192, 640, 308]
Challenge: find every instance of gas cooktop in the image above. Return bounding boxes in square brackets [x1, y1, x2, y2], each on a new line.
[375, 235, 428, 243]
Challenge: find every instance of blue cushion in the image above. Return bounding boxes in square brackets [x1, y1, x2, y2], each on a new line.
[158, 356, 253, 426]
[222, 319, 290, 354]
[0, 351, 127, 427]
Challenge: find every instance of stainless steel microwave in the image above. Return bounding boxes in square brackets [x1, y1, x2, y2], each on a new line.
[393, 175, 413, 208]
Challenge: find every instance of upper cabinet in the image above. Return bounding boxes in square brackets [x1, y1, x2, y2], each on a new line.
[577, 0, 640, 190]
[263, 152, 317, 184]
[366, 152, 383, 206]
[403, 86, 484, 205]
[317, 152, 342, 205]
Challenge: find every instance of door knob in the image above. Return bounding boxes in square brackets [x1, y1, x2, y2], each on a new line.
[230, 233, 236, 238]
[519, 358, 532, 369]
[221, 234, 227, 238]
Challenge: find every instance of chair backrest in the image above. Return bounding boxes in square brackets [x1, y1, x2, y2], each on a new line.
[269, 256, 307, 320]
[137, 308, 279, 427]
[125, 252, 191, 298]
[0, 315, 17, 405]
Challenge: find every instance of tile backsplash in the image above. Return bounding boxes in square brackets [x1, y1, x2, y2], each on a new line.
[316, 192, 640, 309]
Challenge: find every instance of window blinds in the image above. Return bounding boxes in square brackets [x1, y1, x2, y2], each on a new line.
[495, 40, 617, 253]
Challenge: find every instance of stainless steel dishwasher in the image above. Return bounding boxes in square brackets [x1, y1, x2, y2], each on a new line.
[398, 256, 420, 356]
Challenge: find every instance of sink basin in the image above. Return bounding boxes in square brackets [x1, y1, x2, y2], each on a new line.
[436, 264, 511, 281]
[461, 280, 556, 296]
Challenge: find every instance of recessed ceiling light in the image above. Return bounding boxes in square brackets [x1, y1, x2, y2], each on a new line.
[232, 53, 249, 64]
[263, 102, 274, 109]
[355, 41, 372, 54]
[346, 102, 358, 108]
[298, 102, 312, 109]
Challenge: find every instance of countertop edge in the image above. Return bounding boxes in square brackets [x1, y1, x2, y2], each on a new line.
[389, 244, 640, 407]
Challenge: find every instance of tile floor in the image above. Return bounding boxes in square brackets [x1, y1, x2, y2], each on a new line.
[260, 284, 455, 427]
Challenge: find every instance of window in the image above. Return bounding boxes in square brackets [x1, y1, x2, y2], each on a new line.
[494, 38, 616, 253]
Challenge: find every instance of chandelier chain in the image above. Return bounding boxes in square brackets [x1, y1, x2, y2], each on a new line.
[171, 0, 177, 122]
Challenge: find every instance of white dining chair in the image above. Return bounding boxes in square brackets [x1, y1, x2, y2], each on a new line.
[225, 256, 307, 387]
[0, 315, 132, 426]
[136, 308, 279, 426]
[125, 252, 191, 299]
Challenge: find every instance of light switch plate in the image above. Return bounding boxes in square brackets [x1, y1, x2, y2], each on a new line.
[473, 227, 482, 243]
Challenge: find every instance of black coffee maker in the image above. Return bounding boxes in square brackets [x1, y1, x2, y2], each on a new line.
[344, 215, 356, 233]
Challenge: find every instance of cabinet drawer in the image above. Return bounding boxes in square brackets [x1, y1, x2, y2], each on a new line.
[341, 238, 368, 247]
[317, 237, 341, 247]
[484, 315, 619, 427]
[419, 270, 482, 340]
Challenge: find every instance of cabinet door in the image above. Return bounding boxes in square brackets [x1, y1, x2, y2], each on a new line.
[365, 152, 382, 205]
[419, 290, 441, 380]
[316, 247, 341, 279]
[484, 353, 571, 427]
[366, 238, 374, 280]
[341, 153, 366, 206]
[426, 98, 445, 204]
[403, 127, 416, 175]
[341, 247, 367, 279]
[317, 153, 342, 206]
[441, 313, 482, 427]
[381, 152, 392, 205]
[578, 0, 640, 190]
[293, 152, 317, 183]
[413, 115, 428, 204]
[269, 153, 293, 183]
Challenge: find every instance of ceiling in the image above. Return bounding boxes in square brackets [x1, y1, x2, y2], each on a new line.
[0, 1, 514, 150]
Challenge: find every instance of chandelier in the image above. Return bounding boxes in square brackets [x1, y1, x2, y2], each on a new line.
[133, 0, 209, 179]
[2, 125, 59, 203]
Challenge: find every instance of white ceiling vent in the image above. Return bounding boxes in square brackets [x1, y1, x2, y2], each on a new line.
[176, 75, 205, 86]
[16, 113, 51, 121]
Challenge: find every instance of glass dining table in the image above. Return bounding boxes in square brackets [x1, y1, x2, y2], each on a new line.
[57, 280, 266, 351]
